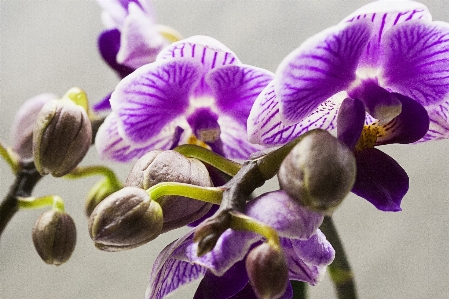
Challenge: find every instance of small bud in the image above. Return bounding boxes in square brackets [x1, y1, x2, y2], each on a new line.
[246, 243, 288, 299]
[85, 178, 122, 217]
[33, 89, 92, 177]
[88, 187, 163, 251]
[126, 150, 213, 232]
[32, 210, 77, 265]
[278, 130, 356, 214]
[10, 93, 58, 159]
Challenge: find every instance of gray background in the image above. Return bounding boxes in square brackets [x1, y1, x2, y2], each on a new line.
[1, 0, 449, 298]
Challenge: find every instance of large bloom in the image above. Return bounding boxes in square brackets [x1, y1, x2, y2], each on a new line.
[248, 0, 448, 211]
[145, 191, 334, 299]
[96, 35, 273, 162]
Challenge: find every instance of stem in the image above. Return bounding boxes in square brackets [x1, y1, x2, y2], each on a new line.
[291, 280, 308, 299]
[146, 182, 224, 205]
[174, 144, 242, 177]
[320, 216, 358, 299]
[64, 165, 121, 189]
[18, 195, 65, 212]
[229, 211, 280, 248]
[0, 140, 20, 174]
[0, 160, 42, 239]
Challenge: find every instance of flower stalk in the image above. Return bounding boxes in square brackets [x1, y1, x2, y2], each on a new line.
[18, 195, 65, 212]
[0, 140, 20, 174]
[64, 165, 122, 189]
[146, 182, 224, 205]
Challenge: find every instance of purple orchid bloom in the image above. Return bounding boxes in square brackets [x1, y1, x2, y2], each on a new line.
[145, 191, 334, 299]
[248, 0, 449, 212]
[95, 35, 273, 162]
[94, 0, 179, 111]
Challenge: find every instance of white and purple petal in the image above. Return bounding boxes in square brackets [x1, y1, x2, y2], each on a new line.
[207, 64, 274, 121]
[418, 99, 449, 142]
[352, 148, 408, 212]
[276, 20, 372, 124]
[245, 190, 323, 240]
[98, 29, 135, 78]
[95, 113, 185, 162]
[336, 97, 366, 148]
[342, 0, 431, 68]
[248, 82, 342, 146]
[381, 20, 449, 107]
[111, 58, 201, 143]
[116, 2, 167, 69]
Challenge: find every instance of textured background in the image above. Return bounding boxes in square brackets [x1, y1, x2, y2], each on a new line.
[1, 1, 449, 298]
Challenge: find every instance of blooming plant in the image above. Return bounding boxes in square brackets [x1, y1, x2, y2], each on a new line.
[1, 1, 449, 299]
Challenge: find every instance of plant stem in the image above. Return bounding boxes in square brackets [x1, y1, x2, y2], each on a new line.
[0, 160, 42, 239]
[291, 280, 307, 299]
[320, 216, 358, 299]
[146, 182, 224, 205]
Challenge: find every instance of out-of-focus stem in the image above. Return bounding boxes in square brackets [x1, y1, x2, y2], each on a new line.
[320, 216, 358, 299]
[291, 280, 308, 299]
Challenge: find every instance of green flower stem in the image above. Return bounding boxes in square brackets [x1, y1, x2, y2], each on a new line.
[320, 216, 358, 299]
[64, 165, 122, 189]
[291, 280, 308, 299]
[146, 182, 224, 205]
[18, 195, 65, 212]
[229, 211, 280, 248]
[0, 160, 42, 239]
[174, 144, 242, 177]
[0, 140, 20, 174]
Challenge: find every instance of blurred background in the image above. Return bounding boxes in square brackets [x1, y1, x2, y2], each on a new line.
[1, 0, 449, 298]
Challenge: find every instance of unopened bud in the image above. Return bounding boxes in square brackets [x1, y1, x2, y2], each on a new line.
[88, 187, 163, 251]
[126, 150, 213, 232]
[11, 93, 58, 159]
[278, 130, 356, 214]
[32, 210, 77, 265]
[246, 243, 288, 299]
[33, 89, 92, 177]
[85, 178, 122, 217]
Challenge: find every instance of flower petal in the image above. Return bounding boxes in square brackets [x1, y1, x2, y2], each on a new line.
[111, 58, 201, 143]
[381, 20, 449, 106]
[282, 237, 327, 286]
[418, 99, 449, 142]
[229, 281, 293, 299]
[248, 82, 342, 146]
[337, 97, 366, 148]
[276, 20, 372, 125]
[95, 113, 184, 162]
[245, 191, 323, 240]
[92, 92, 113, 112]
[98, 29, 135, 78]
[290, 230, 335, 268]
[213, 115, 265, 160]
[352, 148, 408, 212]
[342, 0, 431, 67]
[207, 64, 274, 121]
[193, 261, 249, 299]
[116, 2, 167, 69]
[146, 231, 207, 299]
[375, 93, 429, 145]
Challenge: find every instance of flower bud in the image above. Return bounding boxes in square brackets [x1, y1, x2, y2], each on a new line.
[126, 150, 213, 232]
[85, 178, 122, 217]
[11, 93, 58, 159]
[88, 187, 163, 251]
[246, 243, 288, 299]
[278, 130, 356, 214]
[33, 89, 92, 177]
[32, 210, 77, 265]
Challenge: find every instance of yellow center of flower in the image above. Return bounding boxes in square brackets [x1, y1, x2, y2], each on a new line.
[355, 125, 379, 151]
[187, 135, 211, 150]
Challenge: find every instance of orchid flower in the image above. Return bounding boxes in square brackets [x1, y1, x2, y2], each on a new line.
[94, 0, 182, 111]
[146, 191, 334, 299]
[96, 35, 273, 162]
[248, 0, 449, 211]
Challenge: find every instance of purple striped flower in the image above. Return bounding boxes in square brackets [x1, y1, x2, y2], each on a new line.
[145, 191, 334, 299]
[248, 0, 449, 211]
[96, 36, 273, 162]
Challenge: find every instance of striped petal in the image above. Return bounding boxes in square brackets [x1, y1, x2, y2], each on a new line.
[207, 64, 274, 122]
[248, 82, 342, 146]
[276, 20, 372, 125]
[381, 20, 449, 107]
[157, 36, 241, 97]
[342, 0, 431, 68]
[418, 99, 449, 142]
[111, 58, 201, 143]
[95, 113, 185, 162]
